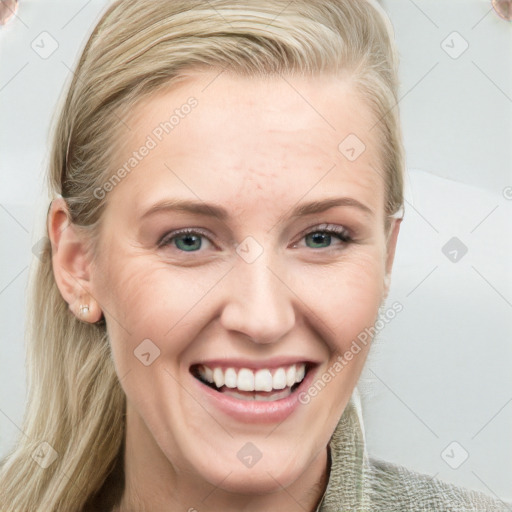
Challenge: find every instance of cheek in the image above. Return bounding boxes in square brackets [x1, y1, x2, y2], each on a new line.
[299, 248, 386, 352]
[95, 251, 218, 369]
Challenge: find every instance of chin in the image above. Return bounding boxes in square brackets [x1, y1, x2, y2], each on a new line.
[210, 466, 301, 495]
[186, 444, 309, 495]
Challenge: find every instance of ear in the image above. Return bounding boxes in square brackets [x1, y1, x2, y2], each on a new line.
[383, 217, 402, 300]
[47, 197, 103, 323]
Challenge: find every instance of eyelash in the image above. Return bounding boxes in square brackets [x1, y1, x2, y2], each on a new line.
[157, 224, 353, 252]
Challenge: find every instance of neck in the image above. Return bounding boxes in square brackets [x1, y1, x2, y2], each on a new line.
[115, 403, 330, 512]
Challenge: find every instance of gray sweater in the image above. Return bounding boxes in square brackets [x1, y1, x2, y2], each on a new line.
[316, 395, 511, 511]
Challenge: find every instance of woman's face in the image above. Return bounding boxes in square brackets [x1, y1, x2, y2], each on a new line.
[88, 70, 400, 495]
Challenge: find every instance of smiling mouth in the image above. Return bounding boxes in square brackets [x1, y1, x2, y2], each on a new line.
[190, 363, 312, 402]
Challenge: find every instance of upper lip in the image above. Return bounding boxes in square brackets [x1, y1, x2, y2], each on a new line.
[189, 357, 320, 371]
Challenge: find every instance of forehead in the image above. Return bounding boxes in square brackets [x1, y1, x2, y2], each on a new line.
[108, 70, 385, 219]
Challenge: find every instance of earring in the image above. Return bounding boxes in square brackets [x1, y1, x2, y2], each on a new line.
[79, 304, 90, 317]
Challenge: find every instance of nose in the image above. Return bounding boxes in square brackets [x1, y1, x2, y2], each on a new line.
[219, 250, 296, 345]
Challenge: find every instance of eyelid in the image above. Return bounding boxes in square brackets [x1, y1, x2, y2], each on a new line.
[297, 222, 351, 238]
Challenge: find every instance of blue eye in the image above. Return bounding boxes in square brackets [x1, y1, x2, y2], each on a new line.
[300, 224, 353, 249]
[158, 228, 213, 252]
[158, 224, 352, 253]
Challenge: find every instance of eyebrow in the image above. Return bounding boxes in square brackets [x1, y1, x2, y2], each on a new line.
[140, 196, 374, 221]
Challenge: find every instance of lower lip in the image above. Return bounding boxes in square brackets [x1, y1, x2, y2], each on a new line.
[191, 366, 318, 424]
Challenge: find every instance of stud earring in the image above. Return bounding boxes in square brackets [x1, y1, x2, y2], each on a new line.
[79, 304, 90, 317]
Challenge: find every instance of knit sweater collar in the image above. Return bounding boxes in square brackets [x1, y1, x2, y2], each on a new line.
[315, 389, 367, 512]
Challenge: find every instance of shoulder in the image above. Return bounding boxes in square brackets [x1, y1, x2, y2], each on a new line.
[366, 456, 512, 512]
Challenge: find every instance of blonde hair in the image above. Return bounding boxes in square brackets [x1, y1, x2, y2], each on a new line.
[0, 1, 405, 510]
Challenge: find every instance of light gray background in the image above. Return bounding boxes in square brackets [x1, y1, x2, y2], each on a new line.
[1, 0, 511, 503]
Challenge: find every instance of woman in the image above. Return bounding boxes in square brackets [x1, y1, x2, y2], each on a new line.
[0, 0, 509, 510]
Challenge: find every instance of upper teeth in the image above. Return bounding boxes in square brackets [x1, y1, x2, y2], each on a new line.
[197, 363, 306, 392]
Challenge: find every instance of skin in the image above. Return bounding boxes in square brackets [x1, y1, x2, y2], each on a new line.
[49, 70, 401, 512]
